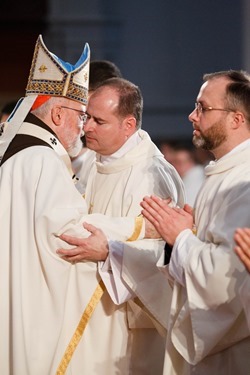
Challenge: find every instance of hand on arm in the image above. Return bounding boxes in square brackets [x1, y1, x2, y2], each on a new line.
[234, 228, 250, 273]
[141, 195, 194, 246]
[57, 222, 109, 263]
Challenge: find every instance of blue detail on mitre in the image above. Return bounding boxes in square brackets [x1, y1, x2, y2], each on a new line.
[52, 43, 90, 72]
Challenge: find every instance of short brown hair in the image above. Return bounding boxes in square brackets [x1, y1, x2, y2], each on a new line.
[95, 77, 143, 129]
[203, 70, 250, 123]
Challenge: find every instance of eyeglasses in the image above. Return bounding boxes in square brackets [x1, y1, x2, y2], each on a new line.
[194, 102, 235, 115]
[61, 106, 88, 123]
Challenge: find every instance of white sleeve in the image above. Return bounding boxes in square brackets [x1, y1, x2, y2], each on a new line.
[98, 240, 135, 304]
[169, 228, 194, 286]
[100, 238, 170, 329]
[239, 274, 250, 330]
[156, 250, 174, 282]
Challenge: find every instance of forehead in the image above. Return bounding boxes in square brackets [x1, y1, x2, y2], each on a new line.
[88, 86, 119, 113]
[198, 77, 230, 103]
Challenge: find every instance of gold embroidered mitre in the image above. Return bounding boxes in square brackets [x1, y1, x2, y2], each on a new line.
[26, 35, 90, 105]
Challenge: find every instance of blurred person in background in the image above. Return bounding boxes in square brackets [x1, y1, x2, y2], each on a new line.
[0, 100, 18, 135]
[159, 139, 206, 206]
[0, 100, 17, 122]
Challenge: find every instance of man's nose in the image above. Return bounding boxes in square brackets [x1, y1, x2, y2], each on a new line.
[188, 108, 198, 123]
[83, 117, 94, 131]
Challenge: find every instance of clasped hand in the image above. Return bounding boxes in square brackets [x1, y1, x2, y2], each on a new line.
[140, 195, 194, 246]
[234, 228, 250, 273]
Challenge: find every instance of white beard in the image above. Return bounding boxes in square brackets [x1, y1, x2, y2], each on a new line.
[67, 138, 83, 158]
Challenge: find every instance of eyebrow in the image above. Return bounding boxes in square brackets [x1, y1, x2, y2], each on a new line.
[86, 111, 105, 122]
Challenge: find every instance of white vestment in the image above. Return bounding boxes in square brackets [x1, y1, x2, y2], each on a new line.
[72, 148, 96, 193]
[160, 144, 250, 375]
[83, 129, 185, 374]
[0, 118, 146, 375]
[182, 164, 205, 206]
[239, 274, 250, 330]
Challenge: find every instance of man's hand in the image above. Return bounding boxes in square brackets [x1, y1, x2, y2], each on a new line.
[144, 197, 173, 239]
[57, 222, 109, 263]
[144, 217, 161, 239]
[234, 228, 250, 273]
[141, 195, 194, 246]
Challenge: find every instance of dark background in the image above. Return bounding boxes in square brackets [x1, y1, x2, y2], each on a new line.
[0, 0, 248, 141]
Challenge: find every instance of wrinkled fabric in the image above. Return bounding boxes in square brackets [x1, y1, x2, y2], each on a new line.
[162, 145, 250, 375]
[0, 120, 145, 375]
[85, 129, 185, 374]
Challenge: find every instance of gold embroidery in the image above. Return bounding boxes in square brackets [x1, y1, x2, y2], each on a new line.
[88, 203, 93, 214]
[192, 225, 197, 235]
[38, 64, 48, 73]
[56, 280, 106, 374]
[26, 36, 89, 105]
[127, 216, 143, 241]
[62, 74, 71, 96]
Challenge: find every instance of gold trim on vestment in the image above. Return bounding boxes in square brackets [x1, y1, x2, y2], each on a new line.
[192, 225, 197, 235]
[56, 279, 106, 374]
[127, 216, 143, 241]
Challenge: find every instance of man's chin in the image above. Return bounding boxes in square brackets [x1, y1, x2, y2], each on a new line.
[192, 135, 205, 149]
[85, 140, 96, 152]
[67, 143, 83, 158]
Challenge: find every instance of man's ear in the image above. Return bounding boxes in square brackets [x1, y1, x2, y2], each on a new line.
[51, 106, 63, 126]
[231, 111, 245, 129]
[124, 116, 136, 136]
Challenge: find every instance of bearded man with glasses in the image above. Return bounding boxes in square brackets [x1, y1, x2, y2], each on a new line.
[140, 70, 250, 375]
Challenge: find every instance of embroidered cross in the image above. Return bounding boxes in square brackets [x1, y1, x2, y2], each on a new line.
[50, 137, 57, 145]
[39, 64, 48, 73]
